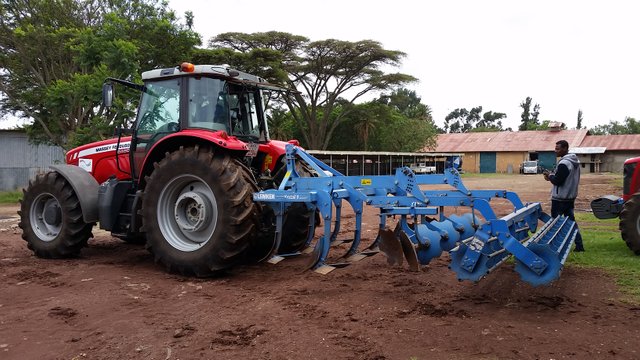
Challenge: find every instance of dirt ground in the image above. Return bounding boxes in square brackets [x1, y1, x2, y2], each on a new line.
[1, 173, 639, 360]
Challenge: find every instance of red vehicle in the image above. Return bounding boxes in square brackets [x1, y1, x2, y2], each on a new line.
[590, 156, 640, 254]
[19, 63, 313, 276]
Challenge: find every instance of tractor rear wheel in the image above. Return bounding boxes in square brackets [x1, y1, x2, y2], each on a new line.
[142, 146, 260, 276]
[620, 193, 640, 255]
[18, 172, 93, 258]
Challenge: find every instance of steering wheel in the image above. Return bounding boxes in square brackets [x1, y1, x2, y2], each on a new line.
[158, 122, 179, 133]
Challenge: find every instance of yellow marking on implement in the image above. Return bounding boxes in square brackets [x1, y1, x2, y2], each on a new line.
[361, 179, 372, 186]
[285, 171, 291, 178]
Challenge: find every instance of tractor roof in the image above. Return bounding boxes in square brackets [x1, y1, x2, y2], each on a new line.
[142, 64, 265, 83]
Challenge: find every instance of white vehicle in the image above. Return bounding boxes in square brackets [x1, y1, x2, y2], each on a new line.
[410, 162, 436, 174]
[522, 160, 539, 174]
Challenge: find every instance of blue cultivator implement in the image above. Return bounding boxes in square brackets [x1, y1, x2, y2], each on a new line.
[253, 145, 579, 286]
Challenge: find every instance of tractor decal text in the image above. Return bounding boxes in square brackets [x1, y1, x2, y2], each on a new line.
[78, 141, 131, 158]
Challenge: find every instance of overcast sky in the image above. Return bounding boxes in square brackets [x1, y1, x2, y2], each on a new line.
[2, 0, 638, 130]
[169, 0, 639, 130]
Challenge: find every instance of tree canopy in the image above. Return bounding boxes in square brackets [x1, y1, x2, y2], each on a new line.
[590, 117, 640, 135]
[443, 106, 507, 133]
[206, 32, 417, 150]
[0, 0, 199, 149]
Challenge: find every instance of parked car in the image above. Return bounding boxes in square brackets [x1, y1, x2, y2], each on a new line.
[521, 160, 541, 174]
[409, 163, 436, 174]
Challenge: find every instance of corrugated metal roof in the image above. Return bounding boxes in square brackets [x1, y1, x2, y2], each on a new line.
[431, 129, 589, 152]
[579, 134, 640, 150]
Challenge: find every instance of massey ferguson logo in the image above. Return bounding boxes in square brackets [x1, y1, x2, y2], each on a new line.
[77, 141, 131, 157]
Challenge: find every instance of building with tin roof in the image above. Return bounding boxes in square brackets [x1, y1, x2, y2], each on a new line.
[429, 129, 640, 173]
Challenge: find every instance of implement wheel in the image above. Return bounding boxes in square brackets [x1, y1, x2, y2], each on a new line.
[18, 172, 93, 258]
[142, 146, 260, 276]
[620, 194, 640, 255]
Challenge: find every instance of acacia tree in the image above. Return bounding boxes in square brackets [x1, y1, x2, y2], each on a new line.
[0, 0, 199, 149]
[208, 32, 416, 149]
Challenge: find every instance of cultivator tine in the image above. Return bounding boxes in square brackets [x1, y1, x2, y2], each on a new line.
[267, 255, 286, 264]
[304, 236, 331, 272]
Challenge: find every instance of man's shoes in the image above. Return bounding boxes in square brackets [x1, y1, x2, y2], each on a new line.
[574, 246, 585, 252]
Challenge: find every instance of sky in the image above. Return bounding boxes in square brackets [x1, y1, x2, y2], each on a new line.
[2, 0, 638, 130]
[167, 0, 639, 130]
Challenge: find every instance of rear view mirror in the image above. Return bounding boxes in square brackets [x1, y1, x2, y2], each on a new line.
[102, 83, 114, 108]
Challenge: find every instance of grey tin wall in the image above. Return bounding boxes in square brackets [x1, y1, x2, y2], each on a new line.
[0, 131, 65, 191]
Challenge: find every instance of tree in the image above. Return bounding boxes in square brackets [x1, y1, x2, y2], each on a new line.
[444, 108, 471, 133]
[208, 32, 416, 149]
[590, 117, 640, 135]
[444, 106, 507, 133]
[519, 97, 541, 131]
[266, 107, 295, 140]
[576, 109, 583, 129]
[0, 0, 200, 149]
[376, 88, 433, 121]
[474, 110, 506, 131]
[375, 114, 437, 152]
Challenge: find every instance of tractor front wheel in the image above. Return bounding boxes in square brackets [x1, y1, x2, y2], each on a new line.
[620, 193, 640, 255]
[142, 146, 260, 276]
[18, 172, 93, 258]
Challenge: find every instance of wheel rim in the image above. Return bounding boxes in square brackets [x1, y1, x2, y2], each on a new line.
[157, 174, 218, 252]
[29, 193, 62, 241]
[636, 212, 640, 236]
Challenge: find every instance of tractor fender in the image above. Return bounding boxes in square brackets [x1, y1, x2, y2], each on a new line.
[51, 165, 99, 223]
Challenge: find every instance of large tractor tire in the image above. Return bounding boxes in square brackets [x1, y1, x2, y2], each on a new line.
[620, 193, 640, 255]
[18, 172, 94, 258]
[142, 146, 260, 276]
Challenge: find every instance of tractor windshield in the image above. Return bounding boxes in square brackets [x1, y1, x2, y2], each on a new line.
[187, 77, 265, 141]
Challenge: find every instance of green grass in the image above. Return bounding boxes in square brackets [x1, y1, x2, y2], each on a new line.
[0, 190, 22, 204]
[570, 212, 640, 301]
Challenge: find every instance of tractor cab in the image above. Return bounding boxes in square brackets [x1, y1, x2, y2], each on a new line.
[131, 63, 271, 142]
[102, 63, 285, 180]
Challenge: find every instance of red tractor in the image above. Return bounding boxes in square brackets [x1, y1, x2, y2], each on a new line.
[18, 63, 313, 276]
[591, 156, 640, 254]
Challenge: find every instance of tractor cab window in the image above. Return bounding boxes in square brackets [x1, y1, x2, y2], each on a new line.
[136, 79, 181, 135]
[187, 77, 229, 132]
[228, 86, 261, 140]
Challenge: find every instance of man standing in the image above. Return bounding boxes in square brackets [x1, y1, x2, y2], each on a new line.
[543, 140, 584, 251]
